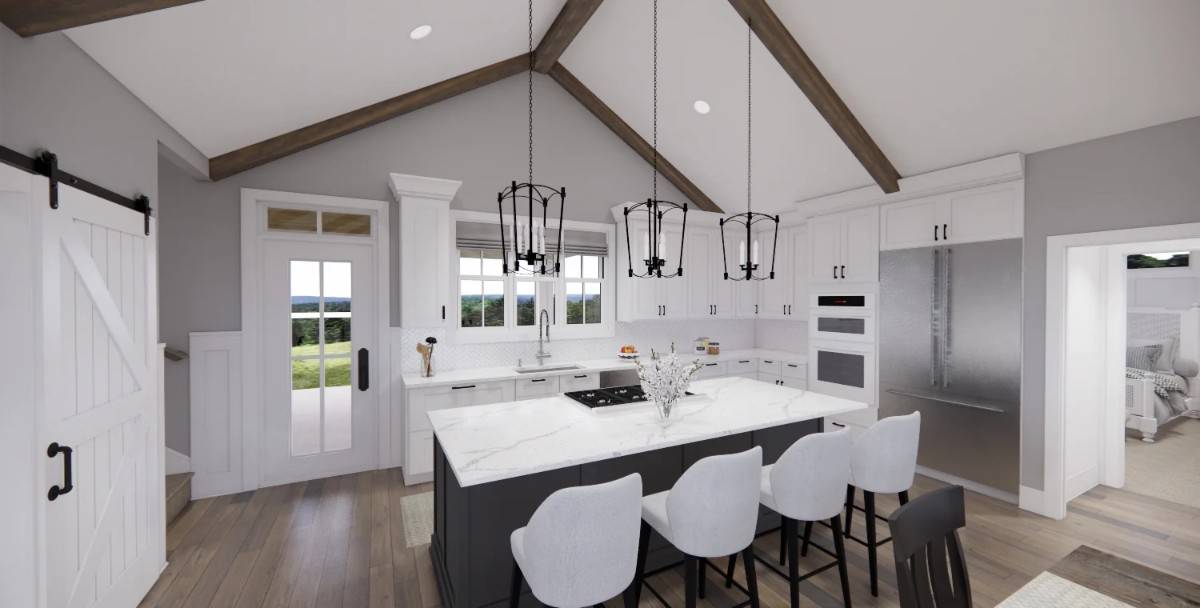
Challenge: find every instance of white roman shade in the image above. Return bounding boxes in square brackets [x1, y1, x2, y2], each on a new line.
[455, 221, 608, 256]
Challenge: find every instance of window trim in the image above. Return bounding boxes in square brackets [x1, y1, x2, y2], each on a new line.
[450, 210, 615, 344]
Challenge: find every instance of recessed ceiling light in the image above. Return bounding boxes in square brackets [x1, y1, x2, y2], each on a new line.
[693, 100, 711, 115]
[410, 24, 433, 40]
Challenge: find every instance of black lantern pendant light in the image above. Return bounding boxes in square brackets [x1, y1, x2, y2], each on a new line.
[721, 18, 778, 282]
[623, 0, 687, 279]
[497, 0, 565, 275]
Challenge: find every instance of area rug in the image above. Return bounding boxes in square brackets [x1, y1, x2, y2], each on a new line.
[1124, 417, 1200, 509]
[401, 491, 434, 548]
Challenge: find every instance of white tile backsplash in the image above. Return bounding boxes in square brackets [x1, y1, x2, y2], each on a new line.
[754, 319, 809, 356]
[399, 320, 757, 373]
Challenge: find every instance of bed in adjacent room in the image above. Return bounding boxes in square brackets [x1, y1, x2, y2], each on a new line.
[1126, 306, 1200, 442]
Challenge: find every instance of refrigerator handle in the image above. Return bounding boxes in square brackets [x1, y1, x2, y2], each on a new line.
[930, 248, 940, 387]
[943, 248, 953, 388]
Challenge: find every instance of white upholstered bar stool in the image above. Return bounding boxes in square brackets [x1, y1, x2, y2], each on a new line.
[751, 429, 854, 608]
[841, 411, 922, 596]
[509, 473, 643, 608]
[635, 447, 763, 608]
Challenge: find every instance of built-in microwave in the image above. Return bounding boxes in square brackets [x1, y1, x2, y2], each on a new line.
[808, 340, 876, 404]
[810, 292, 876, 343]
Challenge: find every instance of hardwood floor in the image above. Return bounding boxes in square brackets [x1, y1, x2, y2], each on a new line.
[140, 470, 1200, 608]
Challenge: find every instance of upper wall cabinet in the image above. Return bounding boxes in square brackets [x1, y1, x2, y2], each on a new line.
[809, 207, 879, 285]
[391, 173, 462, 328]
[880, 182, 1023, 251]
[759, 225, 808, 319]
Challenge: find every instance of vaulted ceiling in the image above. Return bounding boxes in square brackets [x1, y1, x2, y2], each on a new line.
[61, 0, 1200, 210]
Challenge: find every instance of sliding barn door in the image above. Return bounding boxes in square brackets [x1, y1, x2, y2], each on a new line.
[38, 183, 163, 608]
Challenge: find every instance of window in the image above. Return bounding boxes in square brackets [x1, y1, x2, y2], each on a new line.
[267, 207, 371, 237]
[459, 249, 505, 327]
[564, 254, 603, 324]
[289, 260, 352, 455]
[1128, 251, 1189, 269]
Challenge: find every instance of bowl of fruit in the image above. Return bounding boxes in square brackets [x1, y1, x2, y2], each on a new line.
[618, 344, 640, 360]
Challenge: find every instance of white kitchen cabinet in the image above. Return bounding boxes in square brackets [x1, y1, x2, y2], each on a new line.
[809, 207, 878, 284]
[781, 360, 807, 388]
[404, 379, 514, 484]
[620, 221, 689, 321]
[727, 357, 758, 376]
[392, 173, 461, 328]
[695, 360, 727, 379]
[880, 182, 1023, 251]
[560, 372, 601, 392]
[514, 375, 561, 400]
[759, 226, 808, 320]
[687, 228, 737, 318]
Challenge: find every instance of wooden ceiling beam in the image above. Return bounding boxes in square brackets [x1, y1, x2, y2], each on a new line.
[548, 62, 722, 213]
[0, 0, 202, 37]
[209, 55, 529, 181]
[727, 0, 901, 193]
[533, 0, 604, 73]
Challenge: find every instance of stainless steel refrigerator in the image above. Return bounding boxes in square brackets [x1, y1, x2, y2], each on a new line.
[879, 238, 1022, 494]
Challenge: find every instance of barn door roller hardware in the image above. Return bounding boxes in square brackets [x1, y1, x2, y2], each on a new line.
[0, 145, 154, 235]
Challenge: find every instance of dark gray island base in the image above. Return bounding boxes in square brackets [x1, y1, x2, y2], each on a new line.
[429, 419, 823, 608]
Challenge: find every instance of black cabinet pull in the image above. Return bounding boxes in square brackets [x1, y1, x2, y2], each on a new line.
[47, 442, 73, 501]
[705, 363, 718, 367]
[451, 384, 476, 390]
[934, 225, 939, 241]
[441, 305, 446, 320]
[840, 265, 846, 279]
[943, 223, 949, 240]
[357, 348, 369, 391]
[831, 422, 846, 428]
[832, 265, 837, 279]
[738, 360, 751, 363]
[787, 364, 799, 368]
[573, 374, 588, 379]
[531, 378, 547, 383]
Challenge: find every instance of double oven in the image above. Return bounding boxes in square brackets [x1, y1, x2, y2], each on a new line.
[808, 291, 876, 403]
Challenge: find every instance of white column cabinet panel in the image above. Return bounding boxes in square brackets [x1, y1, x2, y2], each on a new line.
[392, 174, 461, 328]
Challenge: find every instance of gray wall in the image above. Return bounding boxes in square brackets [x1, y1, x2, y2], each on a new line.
[1021, 115, 1200, 490]
[0, 27, 207, 198]
[158, 72, 690, 454]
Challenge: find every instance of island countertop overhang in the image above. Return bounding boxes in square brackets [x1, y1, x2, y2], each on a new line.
[428, 376, 869, 488]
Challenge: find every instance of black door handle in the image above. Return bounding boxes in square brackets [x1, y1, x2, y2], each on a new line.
[357, 348, 369, 390]
[832, 265, 837, 279]
[48, 442, 73, 501]
[840, 265, 846, 279]
[441, 305, 446, 320]
[943, 223, 949, 241]
[934, 225, 939, 241]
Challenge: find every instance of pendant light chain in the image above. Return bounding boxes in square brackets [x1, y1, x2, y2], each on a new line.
[527, 0, 534, 185]
[652, 0, 658, 202]
[746, 19, 752, 214]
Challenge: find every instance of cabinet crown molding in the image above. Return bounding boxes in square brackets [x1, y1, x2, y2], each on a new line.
[795, 153, 1025, 218]
[389, 173, 463, 201]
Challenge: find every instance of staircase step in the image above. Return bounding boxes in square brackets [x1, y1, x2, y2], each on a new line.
[165, 473, 193, 526]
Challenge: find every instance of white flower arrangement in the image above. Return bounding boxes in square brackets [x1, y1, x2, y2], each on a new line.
[636, 345, 704, 423]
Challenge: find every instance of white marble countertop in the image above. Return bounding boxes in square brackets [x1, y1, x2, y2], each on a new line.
[401, 348, 806, 388]
[428, 376, 865, 487]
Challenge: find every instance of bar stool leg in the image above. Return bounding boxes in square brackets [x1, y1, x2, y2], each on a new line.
[865, 491, 878, 597]
[622, 583, 638, 608]
[778, 523, 787, 565]
[699, 557, 708, 599]
[785, 518, 800, 608]
[509, 561, 524, 608]
[634, 521, 650, 606]
[724, 553, 738, 588]
[899, 490, 910, 506]
[800, 520, 813, 557]
[742, 545, 761, 608]
[844, 485, 856, 536]
[685, 555, 699, 608]
[831, 515, 852, 608]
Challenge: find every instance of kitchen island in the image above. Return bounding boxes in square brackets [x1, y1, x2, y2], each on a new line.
[427, 376, 868, 608]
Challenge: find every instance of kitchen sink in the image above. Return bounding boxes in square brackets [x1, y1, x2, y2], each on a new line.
[513, 363, 583, 374]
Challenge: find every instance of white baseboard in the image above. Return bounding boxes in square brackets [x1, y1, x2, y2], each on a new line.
[1018, 484, 1063, 519]
[165, 448, 190, 475]
[915, 465, 1018, 504]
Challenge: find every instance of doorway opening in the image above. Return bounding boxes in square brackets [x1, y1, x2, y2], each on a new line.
[1048, 223, 1200, 518]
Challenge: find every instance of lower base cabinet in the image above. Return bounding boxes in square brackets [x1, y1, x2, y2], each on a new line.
[431, 419, 822, 608]
[405, 380, 514, 485]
